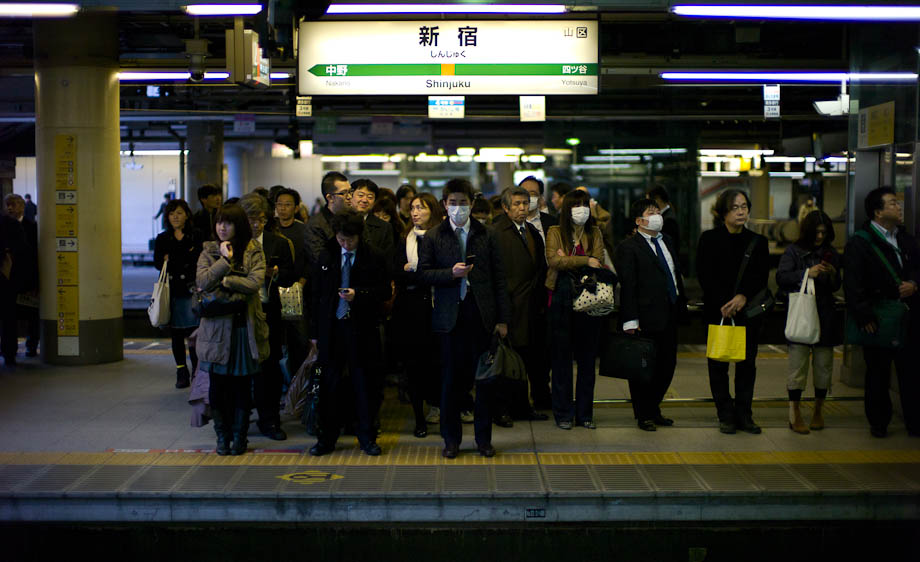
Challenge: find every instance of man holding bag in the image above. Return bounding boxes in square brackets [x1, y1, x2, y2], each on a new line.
[844, 187, 920, 438]
[776, 211, 841, 434]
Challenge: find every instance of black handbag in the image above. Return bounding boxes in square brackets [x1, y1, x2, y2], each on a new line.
[197, 290, 247, 318]
[599, 332, 656, 385]
[475, 335, 527, 383]
[735, 237, 775, 320]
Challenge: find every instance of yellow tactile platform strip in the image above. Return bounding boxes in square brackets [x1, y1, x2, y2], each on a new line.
[2, 449, 918, 467]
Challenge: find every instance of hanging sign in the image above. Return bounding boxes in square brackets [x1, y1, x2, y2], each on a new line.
[299, 20, 598, 95]
[520, 96, 546, 122]
[763, 84, 780, 119]
[428, 96, 465, 119]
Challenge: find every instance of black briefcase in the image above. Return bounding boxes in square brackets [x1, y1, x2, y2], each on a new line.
[599, 333, 656, 385]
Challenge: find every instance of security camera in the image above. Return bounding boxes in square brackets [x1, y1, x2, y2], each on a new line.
[813, 94, 850, 116]
[185, 39, 209, 82]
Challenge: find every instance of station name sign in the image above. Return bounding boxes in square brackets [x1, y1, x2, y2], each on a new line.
[298, 20, 598, 96]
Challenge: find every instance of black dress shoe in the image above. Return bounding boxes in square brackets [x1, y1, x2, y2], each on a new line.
[719, 421, 737, 434]
[478, 444, 496, 457]
[362, 442, 382, 456]
[413, 424, 427, 438]
[494, 414, 514, 428]
[175, 366, 190, 389]
[738, 421, 762, 435]
[653, 415, 674, 426]
[870, 426, 888, 438]
[526, 410, 549, 421]
[309, 442, 335, 456]
[556, 420, 573, 430]
[577, 419, 597, 429]
[638, 420, 657, 431]
[442, 443, 459, 459]
[259, 423, 288, 441]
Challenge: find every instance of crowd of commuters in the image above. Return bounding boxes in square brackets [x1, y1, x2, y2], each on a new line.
[1, 174, 916, 456]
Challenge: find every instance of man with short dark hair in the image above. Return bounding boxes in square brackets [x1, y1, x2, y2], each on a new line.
[309, 209, 390, 456]
[844, 186, 920, 438]
[549, 182, 572, 215]
[305, 172, 351, 266]
[1, 195, 30, 366]
[275, 187, 310, 376]
[418, 179, 512, 458]
[351, 178, 395, 263]
[615, 198, 687, 431]
[23, 194, 36, 222]
[193, 184, 222, 239]
[518, 176, 557, 243]
[646, 184, 681, 259]
[492, 186, 551, 419]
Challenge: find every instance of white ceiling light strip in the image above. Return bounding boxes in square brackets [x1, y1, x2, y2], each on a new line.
[0, 3, 78, 17]
[326, 4, 566, 14]
[673, 5, 920, 22]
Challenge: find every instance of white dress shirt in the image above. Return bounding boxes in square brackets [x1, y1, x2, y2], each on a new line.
[871, 221, 902, 266]
[622, 230, 679, 331]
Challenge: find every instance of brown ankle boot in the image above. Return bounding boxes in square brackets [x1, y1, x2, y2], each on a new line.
[789, 401, 810, 434]
[809, 398, 825, 430]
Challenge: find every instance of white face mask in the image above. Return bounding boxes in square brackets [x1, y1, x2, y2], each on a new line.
[571, 206, 590, 226]
[529, 196, 540, 211]
[644, 213, 663, 232]
[447, 205, 471, 226]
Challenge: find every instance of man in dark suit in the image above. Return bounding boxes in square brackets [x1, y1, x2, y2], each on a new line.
[492, 186, 550, 420]
[23, 194, 36, 222]
[418, 179, 512, 458]
[519, 176, 558, 244]
[240, 193, 296, 441]
[614, 198, 688, 431]
[3, 194, 38, 359]
[844, 186, 920, 438]
[309, 209, 390, 456]
[192, 184, 222, 240]
[646, 184, 681, 265]
[0, 202, 26, 368]
[350, 178, 395, 265]
[305, 171, 351, 267]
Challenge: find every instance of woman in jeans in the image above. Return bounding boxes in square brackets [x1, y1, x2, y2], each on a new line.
[196, 204, 269, 455]
[776, 210, 840, 433]
[696, 189, 769, 434]
[392, 192, 444, 437]
[545, 189, 606, 430]
[153, 199, 202, 389]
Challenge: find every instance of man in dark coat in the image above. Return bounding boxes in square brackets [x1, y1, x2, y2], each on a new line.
[418, 179, 512, 459]
[305, 171, 350, 267]
[0, 209, 25, 368]
[492, 186, 550, 420]
[23, 194, 36, 222]
[350, 178, 395, 265]
[309, 209, 390, 457]
[519, 176, 558, 243]
[843, 186, 920, 438]
[615, 198, 688, 431]
[192, 184, 222, 240]
[647, 184, 681, 262]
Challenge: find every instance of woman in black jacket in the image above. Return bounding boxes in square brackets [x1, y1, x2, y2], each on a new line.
[696, 189, 769, 434]
[776, 210, 841, 434]
[153, 199, 203, 389]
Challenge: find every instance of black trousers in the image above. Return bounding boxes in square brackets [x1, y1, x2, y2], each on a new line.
[708, 318, 762, 423]
[209, 373, 252, 426]
[439, 295, 494, 447]
[0, 289, 17, 362]
[317, 318, 375, 448]
[395, 289, 439, 423]
[863, 324, 920, 432]
[628, 318, 678, 422]
[550, 307, 601, 424]
[254, 303, 284, 428]
[284, 316, 310, 383]
[17, 304, 39, 353]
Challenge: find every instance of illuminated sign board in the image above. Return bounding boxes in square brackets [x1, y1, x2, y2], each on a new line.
[428, 96, 465, 118]
[298, 20, 598, 95]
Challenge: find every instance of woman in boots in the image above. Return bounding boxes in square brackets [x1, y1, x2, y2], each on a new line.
[777, 210, 840, 434]
[153, 199, 202, 388]
[196, 204, 269, 455]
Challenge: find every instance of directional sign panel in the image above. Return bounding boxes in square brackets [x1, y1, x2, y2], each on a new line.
[299, 20, 598, 95]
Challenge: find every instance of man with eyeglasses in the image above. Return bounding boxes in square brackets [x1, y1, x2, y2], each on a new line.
[844, 186, 920, 438]
[306, 172, 352, 267]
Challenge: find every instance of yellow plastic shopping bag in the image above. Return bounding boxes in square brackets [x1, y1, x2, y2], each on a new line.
[706, 318, 746, 363]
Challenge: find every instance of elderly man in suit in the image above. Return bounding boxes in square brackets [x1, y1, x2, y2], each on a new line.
[518, 176, 558, 243]
[492, 186, 551, 421]
[418, 179, 512, 458]
[309, 209, 391, 456]
[614, 198, 688, 431]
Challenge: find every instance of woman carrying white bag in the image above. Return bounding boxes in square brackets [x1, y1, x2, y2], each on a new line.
[776, 211, 841, 434]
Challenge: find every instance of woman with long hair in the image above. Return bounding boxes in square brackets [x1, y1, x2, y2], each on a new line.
[196, 204, 269, 455]
[392, 192, 444, 437]
[545, 189, 606, 430]
[153, 199, 202, 389]
[373, 195, 406, 245]
[776, 210, 840, 433]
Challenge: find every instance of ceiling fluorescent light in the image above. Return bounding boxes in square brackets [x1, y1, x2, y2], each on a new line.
[584, 155, 642, 162]
[0, 3, 78, 17]
[326, 4, 566, 14]
[120, 150, 186, 156]
[184, 4, 262, 16]
[321, 155, 390, 163]
[700, 171, 741, 177]
[270, 72, 291, 79]
[118, 71, 229, 81]
[673, 5, 920, 22]
[456, 147, 476, 157]
[598, 148, 688, 155]
[662, 71, 917, 83]
[770, 171, 806, 178]
[479, 147, 525, 157]
[699, 149, 774, 157]
[764, 156, 817, 163]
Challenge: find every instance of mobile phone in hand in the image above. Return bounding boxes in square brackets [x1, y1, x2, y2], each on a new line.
[464, 254, 476, 265]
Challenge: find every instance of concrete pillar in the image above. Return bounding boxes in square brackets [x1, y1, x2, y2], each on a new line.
[186, 121, 224, 210]
[750, 171, 770, 220]
[494, 163, 514, 194]
[34, 13, 122, 364]
[225, 144, 245, 199]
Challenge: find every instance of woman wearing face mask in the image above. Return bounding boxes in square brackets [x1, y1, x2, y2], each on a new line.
[545, 189, 607, 430]
[696, 189, 769, 435]
[153, 199, 203, 389]
[392, 193, 445, 438]
[196, 204, 270, 455]
[775, 210, 840, 434]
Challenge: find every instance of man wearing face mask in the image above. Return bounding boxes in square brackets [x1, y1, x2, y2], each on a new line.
[614, 199, 688, 431]
[418, 179, 512, 459]
[518, 176, 557, 244]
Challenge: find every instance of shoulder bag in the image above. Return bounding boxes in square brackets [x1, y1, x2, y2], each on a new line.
[735, 237, 775, 320]
[785, 270, 820, 344]
[598, 332, 656, 385]
[844, 230, 910, 349]
[148, 257, 171, 327]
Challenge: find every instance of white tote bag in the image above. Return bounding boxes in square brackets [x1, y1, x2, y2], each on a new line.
[148, 257, 171, 328]
[784, 270, 820, 344]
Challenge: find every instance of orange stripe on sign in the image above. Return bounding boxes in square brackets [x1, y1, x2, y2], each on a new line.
[441, 64, 455, 76]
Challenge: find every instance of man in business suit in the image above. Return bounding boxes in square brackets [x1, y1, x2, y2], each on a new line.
[305, 171, 352, 267]
[418, 179, 512, 458]
[240, 193, 296, 441]
[646, 184, 681, 266]
[614, 198, 688, 431]
[350, 178, 395, 265]
[309, 209, 390, 456]
[518, 176, 558, 244]
[492, 186, 551, 420]
[4, 194, 39, 358]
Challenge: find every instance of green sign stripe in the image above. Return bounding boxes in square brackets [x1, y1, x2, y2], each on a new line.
[308, 63, 598, 77]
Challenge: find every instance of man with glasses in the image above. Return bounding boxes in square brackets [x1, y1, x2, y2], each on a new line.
[306, 172, 352, 267]
[844, 186, 920, 438]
